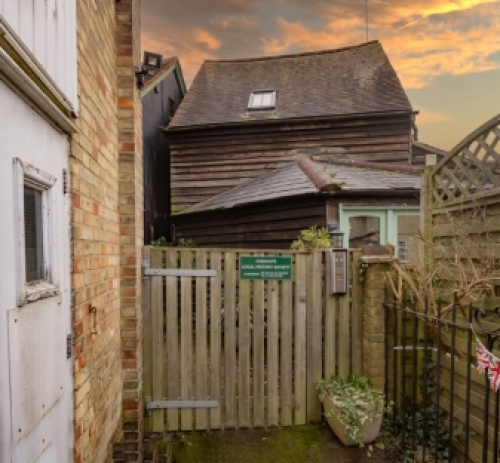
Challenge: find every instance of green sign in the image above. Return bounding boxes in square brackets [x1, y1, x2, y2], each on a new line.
[239, 256, 292, 280]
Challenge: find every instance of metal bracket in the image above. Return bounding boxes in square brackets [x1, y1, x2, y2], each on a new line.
[144, 397, 219, 416]
[142, 262, 218, 278]
[66, 334, 75, 359]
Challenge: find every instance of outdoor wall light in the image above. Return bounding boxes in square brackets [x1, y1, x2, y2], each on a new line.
[327, 223, 345, 248]
[135, 51, 163, 89]
[327, 223, 348, 295]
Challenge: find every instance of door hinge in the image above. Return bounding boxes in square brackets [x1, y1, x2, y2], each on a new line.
[63, 168, 68, 194]
[67, 334, 75, 359]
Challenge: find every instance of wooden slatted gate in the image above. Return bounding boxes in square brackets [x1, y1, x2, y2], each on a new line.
[143, 247, 362, 432]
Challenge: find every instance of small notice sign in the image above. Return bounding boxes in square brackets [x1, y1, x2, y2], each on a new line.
[239, 256, 292, 281]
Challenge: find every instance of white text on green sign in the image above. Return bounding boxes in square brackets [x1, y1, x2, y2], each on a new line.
[239, 256, 292, 280]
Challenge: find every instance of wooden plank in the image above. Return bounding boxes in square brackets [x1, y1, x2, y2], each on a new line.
[142, 247, 153, 432]
[180, 251, 193, 430]
[177, 216, 321, 238]
[280, 279, 293, 426]
[306, 251, 323, 423]
[169, 123, 411, 145]
[324, 251, 336, 379]
[174, 203, 327, 230]
[151, 248, 164, 431]
[294, 254, 307, 425]
[209, 252, 222, 429]
[337, 291, 351, 378]
[165, 250, 179, 431]
[351, 251, 363, 375]
[238, 279, 251, 428]
[148, 400, 219, 409]
[224, 252, 237, 428]
[174, 247, 311, 255]
[253, 279, 265, 427]
[195, 251, 207, 430]
[145, 268, 217, 277]
[171, 135, 411, 155]
[267, 279, 279, 427]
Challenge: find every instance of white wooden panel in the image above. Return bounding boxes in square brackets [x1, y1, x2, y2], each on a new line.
[0, 0, 77, 108]
[2, 0, 20, 33]
[19, 0, 34, 53]
[8, 299, 70, 463]
[45, 0, 57, 79]
[33, 0, 47, 67]
[0, 80, 72, 463]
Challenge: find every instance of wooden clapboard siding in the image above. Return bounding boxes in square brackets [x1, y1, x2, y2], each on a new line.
[168, 114, 412, 211]
[174, 196, 327, 249]
[173, 193, 420, 250]
[143, 246, 363, 432]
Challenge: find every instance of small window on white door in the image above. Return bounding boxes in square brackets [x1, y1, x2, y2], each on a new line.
[14, 158, 58, 305]
[24, 186, 44, 281]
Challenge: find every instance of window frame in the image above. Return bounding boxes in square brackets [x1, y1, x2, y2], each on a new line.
[339, 205, 420, 250]
[13, 158, 58, 306]
[247, 89, 277, 110]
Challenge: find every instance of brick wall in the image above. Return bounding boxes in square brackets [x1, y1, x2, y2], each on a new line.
[361, 256, 393, 389]
[71, 0, 143, 462]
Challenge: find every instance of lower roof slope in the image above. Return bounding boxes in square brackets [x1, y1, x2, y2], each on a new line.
[181, 150, 421, 214]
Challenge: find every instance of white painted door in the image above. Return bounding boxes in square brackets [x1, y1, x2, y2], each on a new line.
[0, 81, 73, 462]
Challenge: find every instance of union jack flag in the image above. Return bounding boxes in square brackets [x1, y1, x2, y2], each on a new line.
[488, 357, 500, 392]
[476, 339, 492, 374]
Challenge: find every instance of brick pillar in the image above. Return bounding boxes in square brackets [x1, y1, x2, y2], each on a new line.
[361, 255, 394, 390]
[114, 0, 143, 461]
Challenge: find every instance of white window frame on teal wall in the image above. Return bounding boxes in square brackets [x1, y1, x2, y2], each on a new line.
[339, 204, 420, 249]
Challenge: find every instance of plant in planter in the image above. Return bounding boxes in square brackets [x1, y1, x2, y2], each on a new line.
[316, 374, 386, 451]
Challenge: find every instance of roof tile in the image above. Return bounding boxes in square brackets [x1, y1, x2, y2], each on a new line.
[170, 41, 411, 128]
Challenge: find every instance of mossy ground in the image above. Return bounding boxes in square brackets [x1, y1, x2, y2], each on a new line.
[153, 425, 398, 462]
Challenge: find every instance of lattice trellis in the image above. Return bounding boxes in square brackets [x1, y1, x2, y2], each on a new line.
[430, 114, 500, 209]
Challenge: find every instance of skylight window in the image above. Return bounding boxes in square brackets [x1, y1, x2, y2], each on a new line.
[248, 90, 276, 110]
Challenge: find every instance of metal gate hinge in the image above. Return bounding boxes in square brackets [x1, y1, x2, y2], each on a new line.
[142, 260, 150, 280]
[144, 397, 219, 416]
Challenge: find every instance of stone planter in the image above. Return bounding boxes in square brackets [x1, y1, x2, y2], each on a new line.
[322, 393, 383, 446]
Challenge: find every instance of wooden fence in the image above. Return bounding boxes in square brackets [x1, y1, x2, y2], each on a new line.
[143, 247, 362, 433]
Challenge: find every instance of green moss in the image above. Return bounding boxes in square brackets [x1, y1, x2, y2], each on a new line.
[158, 426, 330, 463]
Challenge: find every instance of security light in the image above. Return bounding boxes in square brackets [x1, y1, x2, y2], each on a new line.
[135, 51, 163, 89]
[144, 52, 162, 71]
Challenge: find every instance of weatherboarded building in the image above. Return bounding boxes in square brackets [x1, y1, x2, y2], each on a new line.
[167, 40, 420, 214]
[173, 150, 421, 256]
[142, 57, 186, 243]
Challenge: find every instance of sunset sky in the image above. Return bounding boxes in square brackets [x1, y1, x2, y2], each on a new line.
[142, 0, 500, 151]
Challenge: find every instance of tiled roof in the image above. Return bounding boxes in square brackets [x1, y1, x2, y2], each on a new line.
[181, 153, 421, 214]
[170, 41, 411, 128]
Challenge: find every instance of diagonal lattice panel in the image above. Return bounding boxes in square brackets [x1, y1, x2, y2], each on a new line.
[430, 115, 500, 208]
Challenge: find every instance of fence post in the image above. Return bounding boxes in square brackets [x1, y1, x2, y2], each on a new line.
[361, 255, 394, 390]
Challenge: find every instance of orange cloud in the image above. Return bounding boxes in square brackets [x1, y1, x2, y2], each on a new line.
[142, 1, 500, 90]
[261, 2, 500, 89]
[193, 29, 222, 51]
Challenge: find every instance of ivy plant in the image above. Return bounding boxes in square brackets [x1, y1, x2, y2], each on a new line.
[316, 374, 386, 452]
[379, 361, 466, 462]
